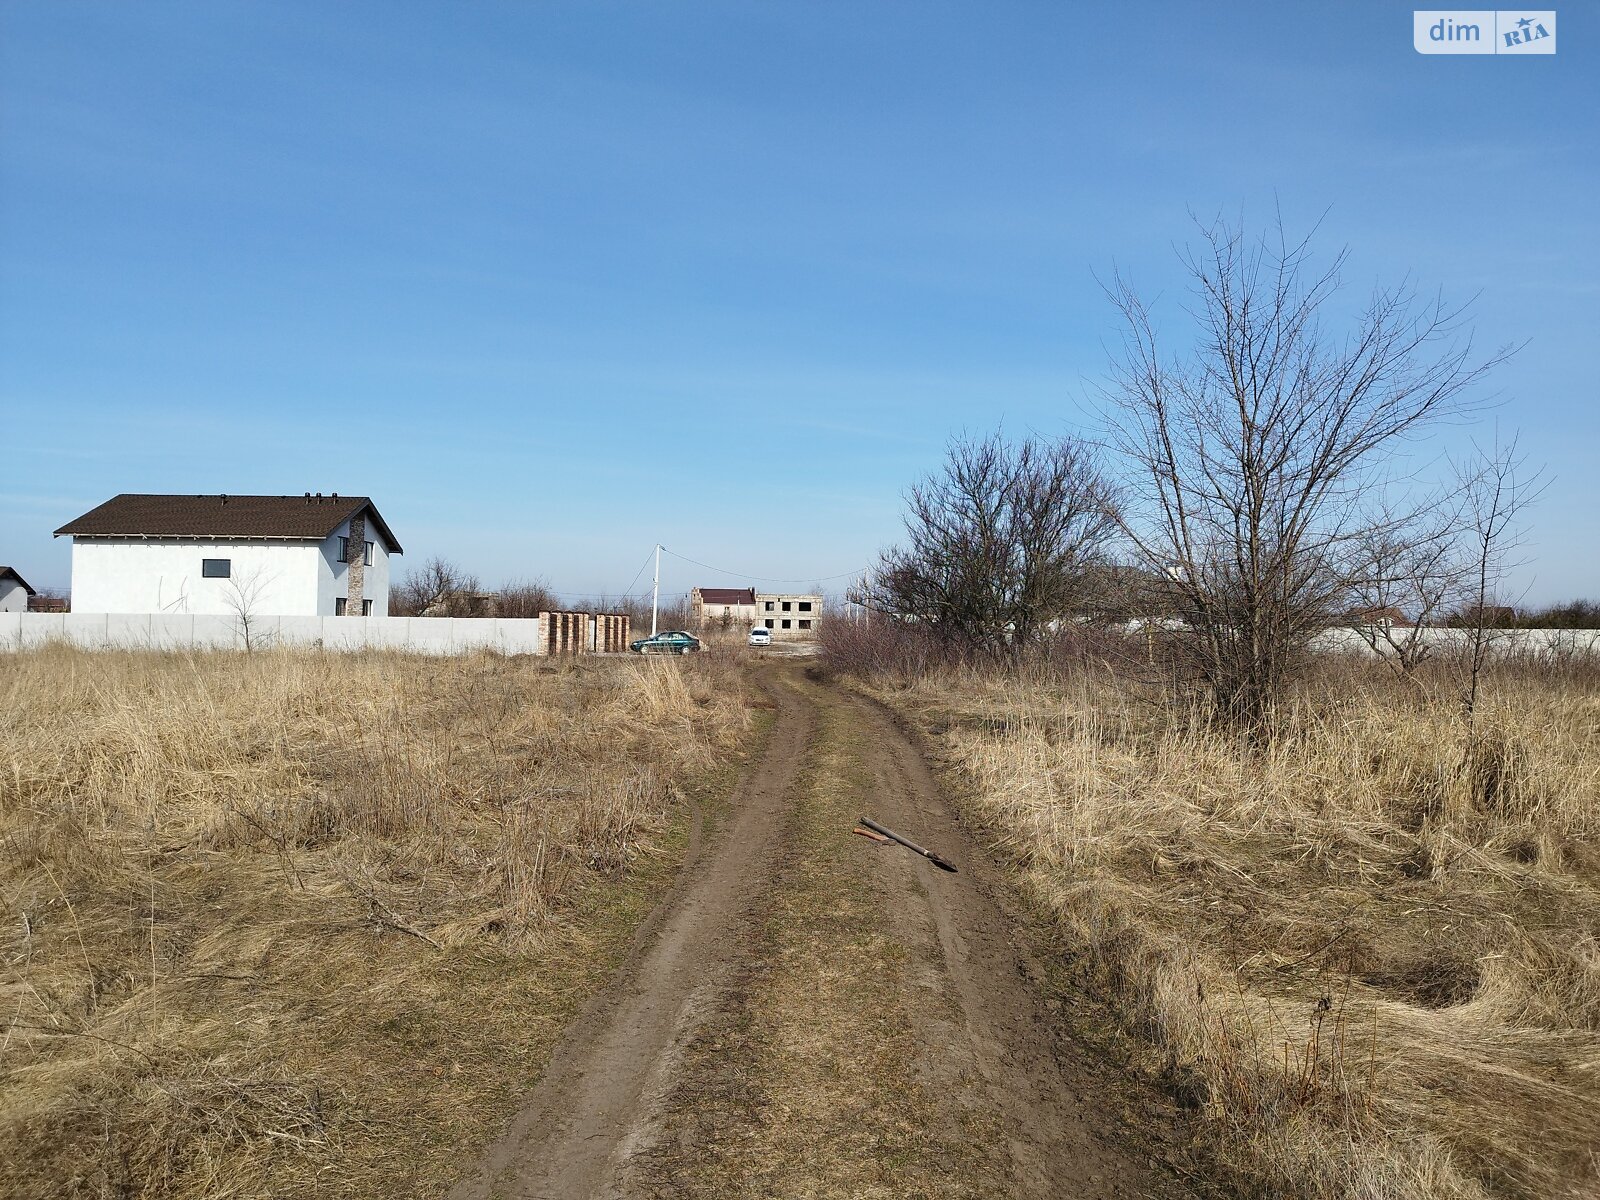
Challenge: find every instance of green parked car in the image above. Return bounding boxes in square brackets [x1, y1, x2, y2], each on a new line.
[629, 630, 703, 655]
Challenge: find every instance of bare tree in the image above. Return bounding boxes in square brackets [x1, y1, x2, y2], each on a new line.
[856, 432, 1116, 658]
[1452, 435, 1544, 727]
[1345, 492, 1469, 679]
[222, 567, 274, 653]
[1103, 214, 1506, 732]
[498, 578, 558, 619]
[604, 593, 687, 631]
[392, 557, 482, 617]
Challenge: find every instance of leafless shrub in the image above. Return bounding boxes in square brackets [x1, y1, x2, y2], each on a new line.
[1344, 492, 1468, 679]
[1520, 599, 1600, 629]
[497, 577, 559, 619]
[599, 594, 690, 633]
[823, 604, 1147, 692]
[854, 432, 1116, 660]
[820, 611, 968, 681]
[1450, 435, 1545, 727]
[221, 566, 275, 652]
[391, 556, 481, 616]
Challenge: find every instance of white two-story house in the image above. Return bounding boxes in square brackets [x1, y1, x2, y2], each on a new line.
[54, 493, 403, 616]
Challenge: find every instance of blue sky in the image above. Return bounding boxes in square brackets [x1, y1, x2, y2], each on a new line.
[3, 2, 1595, 605]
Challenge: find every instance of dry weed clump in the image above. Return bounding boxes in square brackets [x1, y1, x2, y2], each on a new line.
[0, 646, 749, 1199]
[886, 662, 1600, 1199]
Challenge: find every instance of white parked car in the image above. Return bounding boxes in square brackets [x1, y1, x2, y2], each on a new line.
[748, 627, 772, 647]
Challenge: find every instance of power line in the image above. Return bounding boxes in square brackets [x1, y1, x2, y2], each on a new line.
[620, 548, 657, 600]
[658, 546, 866, 585]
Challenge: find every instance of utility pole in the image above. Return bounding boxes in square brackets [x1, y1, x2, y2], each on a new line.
[651, 543, 661, 635]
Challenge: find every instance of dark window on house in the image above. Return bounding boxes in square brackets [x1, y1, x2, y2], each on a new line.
[798, 619, 812, 630]
[782, 601, 792, 611]
[798, 601, 813, 612]
[764, 619, 774, 629]
[201, 558, 231, 578]
[764, 601, 775, 611]
[781, 619, 792, 629]
[363, 599, 373, 615]
[338, 537, 374, 565]
[335, 597, 346, 615]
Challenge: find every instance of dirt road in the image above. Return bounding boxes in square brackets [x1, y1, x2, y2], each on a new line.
[450, 665, 1199, 1199]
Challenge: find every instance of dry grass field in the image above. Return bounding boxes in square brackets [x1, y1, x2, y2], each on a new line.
[878, 659, 1600, 1199]
[0, 646, 750, 1199]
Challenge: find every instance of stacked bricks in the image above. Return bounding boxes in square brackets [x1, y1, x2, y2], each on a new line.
[540, 611, 584, 655]
[594, 613, 631, 653]
[538, 611, 632, 654]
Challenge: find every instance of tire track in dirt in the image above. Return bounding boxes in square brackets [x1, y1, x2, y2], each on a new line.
[837, 684, 1195, 1198]
[447, 672, 812, 1200]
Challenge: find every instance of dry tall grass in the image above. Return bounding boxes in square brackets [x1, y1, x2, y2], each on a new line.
[884, 660, 1600, 1198]
[0, 646, 749, 1199]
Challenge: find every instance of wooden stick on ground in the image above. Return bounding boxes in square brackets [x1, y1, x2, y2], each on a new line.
[858, 816, 958, 873]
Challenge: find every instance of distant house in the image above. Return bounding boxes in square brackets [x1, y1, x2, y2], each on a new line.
[688, 587, 824, 638]
[753, 592, 822, 639]
[1449, 604, 1518, 629]
[54, 493, 403, 616]
[1348, 606, 1411, 630]
[0, 566, 36, 613]
[421, 590, 503, 618]
[690, 587, 758, 628]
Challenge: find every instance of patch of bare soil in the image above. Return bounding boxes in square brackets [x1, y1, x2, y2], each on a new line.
[452, 666, 1212, 1198]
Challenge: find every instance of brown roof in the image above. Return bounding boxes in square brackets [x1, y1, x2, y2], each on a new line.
[1348, 606, 1410, 626]
[0, 566, 36, 595]
[695, 587, 756, 605]
[54, 494, 403, 553]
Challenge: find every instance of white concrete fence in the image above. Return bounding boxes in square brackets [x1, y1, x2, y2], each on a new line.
[4, 613, 1594, 659]
[0, 612, 553, 655]
[1313, 626, 1600, 658]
